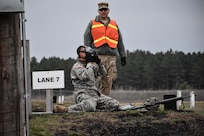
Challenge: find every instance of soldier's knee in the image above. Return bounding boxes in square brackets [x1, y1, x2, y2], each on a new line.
[84, 99, 97, 112]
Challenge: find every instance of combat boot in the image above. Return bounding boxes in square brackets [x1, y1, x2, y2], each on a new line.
[53, 105, 68, 113]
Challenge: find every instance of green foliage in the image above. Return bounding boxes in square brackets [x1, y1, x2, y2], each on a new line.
[115, 50, 204, 90]
[30, 50, 204, 90]
[30, 115, 50, 136]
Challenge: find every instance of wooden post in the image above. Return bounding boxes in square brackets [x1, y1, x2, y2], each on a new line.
[62, 95, 64, 104]
[190, 91, 195, 110]
[58, 96, 62, 104]
[176, 90, 182, 110]
[46, 89, 53, 113]
[0, 14, 24, 136]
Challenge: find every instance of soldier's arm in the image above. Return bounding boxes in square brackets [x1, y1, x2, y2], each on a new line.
[86, 62, 107, 77]
[74, 62, 98, 81]
[98, 63, 107, 76]
[71, 63, 92, 80]
[84, 21, 93, 48]
[117, 26, 126, 58]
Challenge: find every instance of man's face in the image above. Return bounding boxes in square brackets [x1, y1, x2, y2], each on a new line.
[98, 8, 109, 18]
[79, 48, 86, 58]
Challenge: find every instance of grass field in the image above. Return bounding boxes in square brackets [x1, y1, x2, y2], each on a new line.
[31, 100, 204, 114]
[30, 100, 204, 136]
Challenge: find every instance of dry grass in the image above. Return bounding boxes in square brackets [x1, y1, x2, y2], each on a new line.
[30, 101, 204, 136]
[30, 110, 204, 136]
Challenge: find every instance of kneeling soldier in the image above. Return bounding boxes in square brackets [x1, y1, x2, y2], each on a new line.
[54, 45, 119, 112]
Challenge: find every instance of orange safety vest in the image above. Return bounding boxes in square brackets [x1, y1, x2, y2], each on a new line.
[91, 20, 119, 48]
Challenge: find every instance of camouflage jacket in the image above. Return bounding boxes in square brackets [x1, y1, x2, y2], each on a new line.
[70, 59, 107, 96]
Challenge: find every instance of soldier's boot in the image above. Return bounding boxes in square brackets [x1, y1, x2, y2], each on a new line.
[53, 105, 68, 113]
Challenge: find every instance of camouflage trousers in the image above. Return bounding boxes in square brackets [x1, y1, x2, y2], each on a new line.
[96, 55, 117, 96]
[68, 92, 120, 112]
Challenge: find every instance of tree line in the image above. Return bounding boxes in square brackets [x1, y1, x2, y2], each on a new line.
[30, 49, 204, 91]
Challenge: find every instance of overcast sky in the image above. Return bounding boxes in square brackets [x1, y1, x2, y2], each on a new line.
[25, 0, 204, 61]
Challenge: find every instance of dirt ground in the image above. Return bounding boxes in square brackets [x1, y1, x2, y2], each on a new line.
[31, 110, 204, 136]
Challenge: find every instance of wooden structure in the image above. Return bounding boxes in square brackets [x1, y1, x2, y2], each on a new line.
[0, 13, 25, 135]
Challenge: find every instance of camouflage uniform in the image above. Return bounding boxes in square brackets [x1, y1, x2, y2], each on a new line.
[96, 55, 117, 96]
[69, 59, 119, 112]
[84, 15, 126, 96]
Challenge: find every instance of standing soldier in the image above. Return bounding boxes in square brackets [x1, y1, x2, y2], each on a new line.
[84, 2, 126, 96]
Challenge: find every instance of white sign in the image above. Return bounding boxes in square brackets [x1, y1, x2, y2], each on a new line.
[32, 70, 65, 89]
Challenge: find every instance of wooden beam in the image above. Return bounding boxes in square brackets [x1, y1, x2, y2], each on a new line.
[0, 13, 24, 136]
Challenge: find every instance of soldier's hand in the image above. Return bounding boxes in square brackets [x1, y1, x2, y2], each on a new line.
[93, 55, 101, 64]
[121, 57, 126, 66]
[85, 52, 93, 63]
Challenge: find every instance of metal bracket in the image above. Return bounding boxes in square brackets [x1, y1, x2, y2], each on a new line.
[24, 94, 30, 98]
